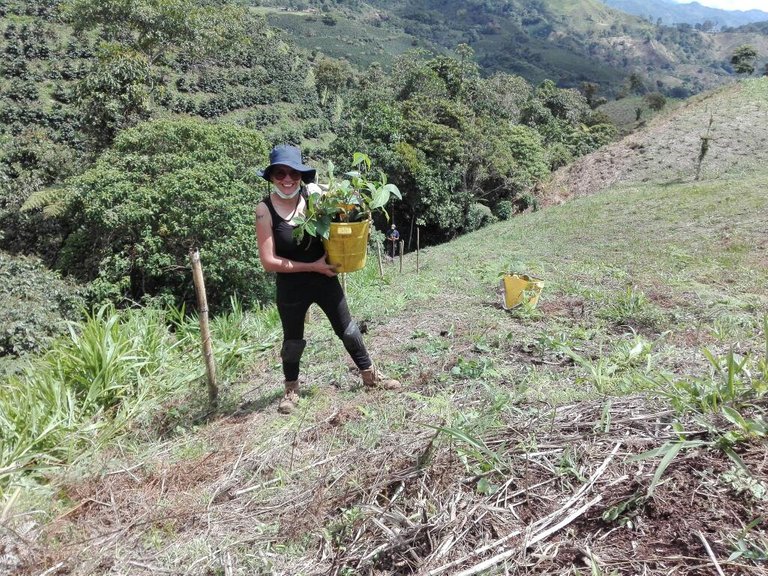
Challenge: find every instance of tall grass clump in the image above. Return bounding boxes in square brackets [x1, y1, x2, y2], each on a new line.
[632, 317, 768, 492]
[172, 296, 281, 379]
[657, 317, 768, 418]
[0, 306, 193, 486]
[1, 299, 285, 494]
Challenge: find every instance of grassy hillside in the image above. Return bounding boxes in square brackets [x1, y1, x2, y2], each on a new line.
[545, 77, 768, 203]
[4, 156, 767, 573]
[2, 6, 768, 576]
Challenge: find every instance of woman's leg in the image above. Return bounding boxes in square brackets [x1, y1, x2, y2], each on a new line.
[313, 276, 373, 370]
[276, 278, 311, 381]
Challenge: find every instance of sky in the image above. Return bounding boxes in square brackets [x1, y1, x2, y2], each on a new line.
[674, 0, 768, 11]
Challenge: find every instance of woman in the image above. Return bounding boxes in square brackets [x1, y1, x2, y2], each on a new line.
[254, 145, 400, 414]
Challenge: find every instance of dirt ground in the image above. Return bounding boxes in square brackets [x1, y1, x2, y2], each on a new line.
[5, 291, 767, 575]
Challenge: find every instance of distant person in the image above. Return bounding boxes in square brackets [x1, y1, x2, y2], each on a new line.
[254, 145, 400, 414]
[387, 223, 400, 259]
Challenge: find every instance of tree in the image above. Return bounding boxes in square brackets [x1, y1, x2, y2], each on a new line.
[644, 92, 666, 112]
[1, 129, 79, 260]
[731, 45, 758, 75]
[57, 119, 272, 309]
[477, 73, 531, 120]
[62, 0, 247, 64]
[580, 82, 599, 108]
[628, 72, 647, 95]
[64, 0, 251, 149]
[314, 56, 354, 104]
[75, 44, 152, 149]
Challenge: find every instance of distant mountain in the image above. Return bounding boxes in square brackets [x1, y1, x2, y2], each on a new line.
[601, 0, 768, 28]
[260, 0, 768, 98]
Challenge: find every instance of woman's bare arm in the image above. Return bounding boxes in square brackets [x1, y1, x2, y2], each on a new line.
[255, 202, 336, 276]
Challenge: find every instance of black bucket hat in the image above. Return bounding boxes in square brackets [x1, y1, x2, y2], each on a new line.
[258, 145, 316, 184]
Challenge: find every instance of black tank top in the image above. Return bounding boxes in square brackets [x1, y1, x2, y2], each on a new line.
[264, 189, 325, 263]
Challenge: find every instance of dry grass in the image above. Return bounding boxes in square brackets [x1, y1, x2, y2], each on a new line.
[8, 390, 766, 575]
[542, 77, 768, 206]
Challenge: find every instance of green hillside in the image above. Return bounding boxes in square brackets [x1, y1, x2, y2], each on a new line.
[603, 0, 768, 28]
[2, 4, 767, 573]
[3, 88, 767, 574]
[2, 0, 626, 320]
[258, 0, 763, 96]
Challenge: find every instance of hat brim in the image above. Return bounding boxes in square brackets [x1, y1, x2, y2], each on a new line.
[258, 164, 316, 184]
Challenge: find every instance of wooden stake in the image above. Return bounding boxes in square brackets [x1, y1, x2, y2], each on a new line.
[398, 240, 404, 273]
[189, 249, 217, 404]
[416, 227, 420, 274]
[376, 240, 384, 278]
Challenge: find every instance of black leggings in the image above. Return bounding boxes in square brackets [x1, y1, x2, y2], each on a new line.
[276, 272, 372, 380]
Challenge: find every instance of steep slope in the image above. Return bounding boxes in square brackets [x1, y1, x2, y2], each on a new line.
[8, 164, 768, 576]
[542, 77, 768, 204]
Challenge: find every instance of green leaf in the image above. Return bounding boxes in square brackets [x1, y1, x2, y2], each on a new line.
[316, 217, 331, 240]
[369, 188, 388, 210]
[352, 152, 371, 171]
[477, 477, 496, 495]
[722, 405, 748, 430]
[647, 441, 684, 497]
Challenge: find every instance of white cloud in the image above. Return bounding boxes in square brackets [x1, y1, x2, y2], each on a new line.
[675, 0, 768, 11]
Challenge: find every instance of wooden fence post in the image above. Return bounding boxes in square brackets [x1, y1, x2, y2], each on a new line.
[189, 249, 218, 404]
[376, 241, 384, 278]
[416, 227, 420, 274]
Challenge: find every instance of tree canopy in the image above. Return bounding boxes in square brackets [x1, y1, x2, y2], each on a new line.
[731, 45, 758, 76]
[57, 119, 272, 309]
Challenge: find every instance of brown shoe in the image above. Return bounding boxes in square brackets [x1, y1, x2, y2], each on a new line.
[360, 366, 400, 390]
[277, 380, 299, 414]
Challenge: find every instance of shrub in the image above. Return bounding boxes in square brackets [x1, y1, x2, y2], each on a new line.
[494, 200, 514, 221]
[465, 203, 496, 232]
[57, 119, 273, 311]
[0, 252, 84, 357]
[644, 91, 667, 111]
[546, 142, 573, 170]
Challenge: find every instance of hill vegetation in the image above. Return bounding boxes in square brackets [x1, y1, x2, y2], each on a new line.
[1, 0, 624, 321]
[545, 77, 768, 202]
[259, 0, 767, 97]
[602, 0, 768, 28]
[1, 1, 767, 573]
[2, 123, 767, 575]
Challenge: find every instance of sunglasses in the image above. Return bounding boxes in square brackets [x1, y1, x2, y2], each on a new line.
[271, 167, 302, 181]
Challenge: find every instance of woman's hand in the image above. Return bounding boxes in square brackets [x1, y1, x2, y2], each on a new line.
[313, 255, 338, 277]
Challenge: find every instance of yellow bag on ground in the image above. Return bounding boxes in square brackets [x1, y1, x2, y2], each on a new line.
[501, 274, 544, 310]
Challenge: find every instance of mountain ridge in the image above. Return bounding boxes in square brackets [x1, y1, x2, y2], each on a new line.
[601, 0, 768, 27]
[261, 0, 767, 97]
